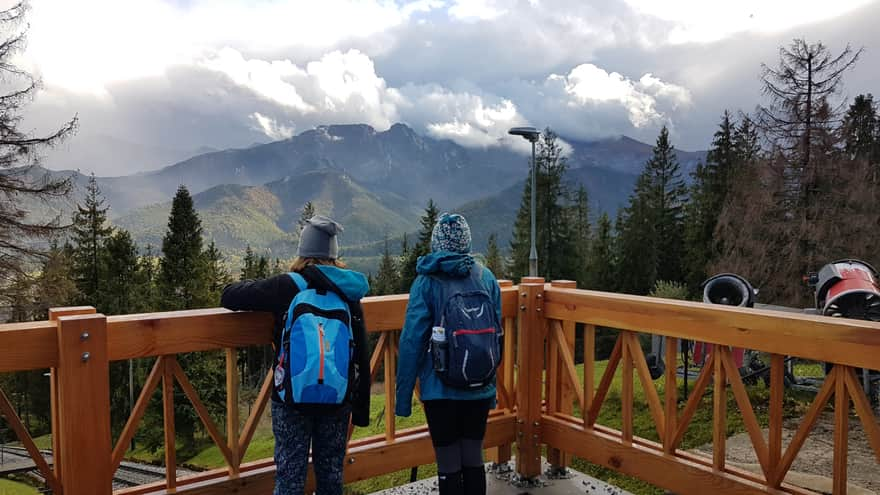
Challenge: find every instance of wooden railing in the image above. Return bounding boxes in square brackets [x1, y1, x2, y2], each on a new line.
[1, 277, 879, 494]
[532, 278, 880, 495]
[0, 283, 518, 495]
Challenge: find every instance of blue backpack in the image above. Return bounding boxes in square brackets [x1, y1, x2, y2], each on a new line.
[275, 272, 353, 405]
[431, 266, 502, 389]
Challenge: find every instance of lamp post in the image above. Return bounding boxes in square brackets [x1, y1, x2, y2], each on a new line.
[508, 127, 541, 277]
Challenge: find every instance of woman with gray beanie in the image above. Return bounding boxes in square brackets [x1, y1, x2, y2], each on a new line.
[396, 213, 503, 495]
[221, 215, 371, 495]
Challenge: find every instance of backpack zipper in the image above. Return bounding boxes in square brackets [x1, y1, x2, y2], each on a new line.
[318, 322, 325, 384]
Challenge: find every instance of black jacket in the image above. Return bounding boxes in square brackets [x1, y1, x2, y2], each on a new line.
[221, 266, 371, 427]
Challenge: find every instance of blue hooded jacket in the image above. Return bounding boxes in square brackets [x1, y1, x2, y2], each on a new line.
[395, 251, 501, 417]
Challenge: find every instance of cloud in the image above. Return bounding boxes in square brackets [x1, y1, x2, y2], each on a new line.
[623, 0, 875, 43]
[21, 0, 880, 177]
[448, 0, 508, 21]
[250, 112, 295, 141]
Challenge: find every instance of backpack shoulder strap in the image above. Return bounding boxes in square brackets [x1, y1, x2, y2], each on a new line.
[288, 272, 308, 292]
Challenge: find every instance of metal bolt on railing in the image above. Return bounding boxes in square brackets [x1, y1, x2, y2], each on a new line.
[80, 332, 90, 341]
[81, 352, 90, 362]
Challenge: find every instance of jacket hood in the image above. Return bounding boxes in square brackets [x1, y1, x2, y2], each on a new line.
[315, 265, 370, 300]
[416, 251, 475, 278]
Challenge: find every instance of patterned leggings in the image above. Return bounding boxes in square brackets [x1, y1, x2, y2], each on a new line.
[271, 401, 350, 495]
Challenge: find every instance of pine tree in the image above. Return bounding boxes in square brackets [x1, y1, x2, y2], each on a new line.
[617, 126, 688, 294]
[203, 240, 231, 302]
[509, 129, 578, 281]
[70, 174, 112, 307]
[585, 212, 616, 291]
[684, 112, 738, 292]
[572, 186, 591, 286]
[485, 233, 505, 279]
[374, 235, 400, 296]
[135, 245, 158, 312]
[298, 201, 316, 230]
[103, 229, 139, 316]
[842, 94, 879, 164]
[0, 3, 77, 282]
[256, 255, 269, 279]
[241, 246, 257, 280]
[33, 240, 78, 319]
[157, 186, 209, 310]
[399, 199, 439, 292]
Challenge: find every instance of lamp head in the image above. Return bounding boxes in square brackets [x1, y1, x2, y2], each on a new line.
[508, 126, 540, 143]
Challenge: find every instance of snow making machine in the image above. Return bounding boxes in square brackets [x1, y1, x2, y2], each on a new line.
[808, 259, 880, 400]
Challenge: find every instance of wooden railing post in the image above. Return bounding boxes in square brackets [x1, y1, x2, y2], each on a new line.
[516, 277, 545, 479]
[48, 306, 97, 488]
[547, 280, 576, 472]
[488, 280, 514, 467]
[55, 312, 112, 495]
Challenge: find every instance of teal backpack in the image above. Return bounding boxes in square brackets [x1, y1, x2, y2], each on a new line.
[274, 272, 353, 405]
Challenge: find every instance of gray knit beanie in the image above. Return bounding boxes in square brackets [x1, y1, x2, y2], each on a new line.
[431, 213, 472, 254]
[297, 215, 343, 259]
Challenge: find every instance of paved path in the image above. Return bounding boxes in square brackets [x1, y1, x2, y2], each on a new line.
[370, 459, 634, 495]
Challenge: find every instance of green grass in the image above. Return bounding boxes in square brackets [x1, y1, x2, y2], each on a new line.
[0, 478, 40, 495]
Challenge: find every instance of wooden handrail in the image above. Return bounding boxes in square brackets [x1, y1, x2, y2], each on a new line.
[4, 281, 880, 494]
[543, 286, 880, 369]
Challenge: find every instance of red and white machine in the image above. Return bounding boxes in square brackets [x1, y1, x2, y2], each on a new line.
[813, 259, 880, 321]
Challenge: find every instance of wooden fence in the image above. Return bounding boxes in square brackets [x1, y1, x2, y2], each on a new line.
[1, 278, 879, 494]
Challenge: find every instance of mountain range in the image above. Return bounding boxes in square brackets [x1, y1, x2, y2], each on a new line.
[12, 123, 705, 273]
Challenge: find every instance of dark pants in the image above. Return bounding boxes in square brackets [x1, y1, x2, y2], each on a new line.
[271, 401, 350, 495]
[423, 398, 492, 473]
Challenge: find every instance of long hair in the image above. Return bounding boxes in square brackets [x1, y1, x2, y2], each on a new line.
[289, 256, 347, 272]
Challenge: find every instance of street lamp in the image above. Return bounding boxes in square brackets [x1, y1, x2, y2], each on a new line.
[508, 126, 541, 277]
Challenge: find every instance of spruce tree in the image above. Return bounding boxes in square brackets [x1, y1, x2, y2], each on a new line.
[485, 233, 505, 279]
[203, 240, 231, 302]
[509, 128, 578, 281]
[399, 199, 439, 292]
[684, 112, 738, 292]
[241, 246, 257, 280]
[584, 212, 616, 291]
[158, 185, 209, 310]
[374, 235, 400, 296]
[298, 201, 316, 230]
[842, 94, 879, 164]
[135, 245, 158, 312]
[71, 174, 112, 307]
[103, 229, 139, 315]
[34, 240, 78, 318]
[617, 126, 688, 294]
[572, 186, 591, 286]
[150, 191, 223, 453]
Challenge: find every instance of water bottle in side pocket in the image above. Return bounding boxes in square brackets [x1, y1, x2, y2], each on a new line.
[431, 326, 448, 372]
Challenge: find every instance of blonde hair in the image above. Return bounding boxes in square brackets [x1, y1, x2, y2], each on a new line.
[289, 256, 347, 272]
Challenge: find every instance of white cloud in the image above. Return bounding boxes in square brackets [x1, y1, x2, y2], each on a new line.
[550, 63, 691, 129]
[21, 0, 444, 95]
[250, 112, 295, 141]
[202, 48, 402, 134]
[448, 0, 508, 21]
[623, 0, 875, 43]
[202, 48, 312, 112]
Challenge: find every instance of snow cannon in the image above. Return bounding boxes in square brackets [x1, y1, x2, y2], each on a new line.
[695, 274, 757, 370]
[701, 273, 757, 308]
[811, 259, 880, 321]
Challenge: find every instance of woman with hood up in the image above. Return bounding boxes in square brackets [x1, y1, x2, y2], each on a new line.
[221, 215, 371, 495]
[396, 213, 503, 495]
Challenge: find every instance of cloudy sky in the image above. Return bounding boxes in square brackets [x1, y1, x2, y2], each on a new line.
[15, 0, 880, 175]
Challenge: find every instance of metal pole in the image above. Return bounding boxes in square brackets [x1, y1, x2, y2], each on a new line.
[529, 139, 538, 277]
